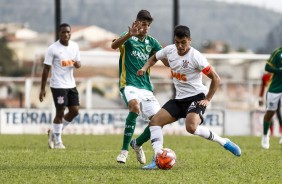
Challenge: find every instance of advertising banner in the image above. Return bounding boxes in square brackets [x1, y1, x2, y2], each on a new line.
[0, 108, 224, 135]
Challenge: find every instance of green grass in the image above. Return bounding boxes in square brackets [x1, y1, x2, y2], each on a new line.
[0, 135, 281, 184]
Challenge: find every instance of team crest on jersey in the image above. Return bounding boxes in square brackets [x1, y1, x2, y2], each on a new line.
[146, 45, 152, 52]
[182, 60, 189, 68]
[57, 96, 64, 104]
[132, 36, 138, 41]
[145, 40, 149, 44]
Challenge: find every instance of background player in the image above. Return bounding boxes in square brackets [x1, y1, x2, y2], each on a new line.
[39, 23, 81, 149]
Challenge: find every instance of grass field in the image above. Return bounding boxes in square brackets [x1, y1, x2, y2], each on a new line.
[0, 135, 281, 184]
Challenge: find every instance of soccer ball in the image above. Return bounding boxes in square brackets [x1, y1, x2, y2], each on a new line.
[155, 148, 176, 170]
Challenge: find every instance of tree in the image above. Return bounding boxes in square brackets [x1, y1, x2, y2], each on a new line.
[0, 37, 31, 76]
[0, 37, 17, 76]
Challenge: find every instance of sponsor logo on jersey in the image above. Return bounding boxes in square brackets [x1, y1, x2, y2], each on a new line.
[131, 50, 149, 61]
[61, 60, 74, 67]
[57, 96, 64, 104]
[171, 70, 187, 81]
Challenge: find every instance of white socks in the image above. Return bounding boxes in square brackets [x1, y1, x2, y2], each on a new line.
[53, 123, 63, 144]
[62, 118, 71, 130]
[149, 126, 163, 157]
[194, 125, 227, 146]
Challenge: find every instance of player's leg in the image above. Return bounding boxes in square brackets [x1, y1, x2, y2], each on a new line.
[49, 88, 68, 149]
[262, 92, 280, 149]
[186, 102, 241, 156]
[131, 91, 161, 164]
[262, 111, 275, 149]
[143, 107, 177, 170]
[117, 87, 140, 163]
[63, 88, 80, 130]
[269, 121, 274, 136]
[53, 106, 66, 149]
[276, 99, 282, 144]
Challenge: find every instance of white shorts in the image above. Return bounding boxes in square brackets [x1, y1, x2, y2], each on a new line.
[120, 86, 161, 118]
[266, 92, 282, 111]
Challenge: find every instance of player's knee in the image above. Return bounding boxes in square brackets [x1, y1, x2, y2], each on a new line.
[186, 126, 196, 134]
[129, 105, 140, 114]
[68, 107, 79, 117]
[71, 109, 79, 117]
[186, 123, 197, 134]
[149, 116, 162, 126]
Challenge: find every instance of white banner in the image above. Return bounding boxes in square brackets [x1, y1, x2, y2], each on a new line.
[0, 108, 224, 135]
[250, 109, 280, 136]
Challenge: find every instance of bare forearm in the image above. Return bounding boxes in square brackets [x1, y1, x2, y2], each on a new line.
[142, 55, 158, 70]
[206, 79, 220, 101]
[40, 66, 50, 90]
[111, 33, 131, 49]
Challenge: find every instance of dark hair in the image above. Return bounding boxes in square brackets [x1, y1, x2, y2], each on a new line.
[174, 25, 190, 38]
[59, 23, 71, 30]
[136, 10, 153, 22]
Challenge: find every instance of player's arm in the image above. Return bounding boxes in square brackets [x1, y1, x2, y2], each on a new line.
[137, 54, 158, 76]
[73, 61, 81, 68]
[160, 58, 169, 67]
[39, 64, 50, 102]
[111, 21, 141, 49]
[199, 66, 221, 106]
[111, 33, 131, 49]
[265, 62, 282, 74]
[258, 76, 266, 106]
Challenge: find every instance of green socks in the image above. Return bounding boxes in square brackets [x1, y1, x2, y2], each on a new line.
[136, 125, 151, 146]
[263, 121, 271, 135]
[122, 112, 138, 150]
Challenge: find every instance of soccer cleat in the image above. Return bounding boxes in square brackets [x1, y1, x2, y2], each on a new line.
[142, 156, 157, 170]
[261, 135, 270, 149]
[223, 139, 241, 156]
[54, 143, 66, 149]
[47, 129, 55, 149]
[116, 150, 128, 164]
[279, 137, 282, 145]
[130, 139, 146, 164]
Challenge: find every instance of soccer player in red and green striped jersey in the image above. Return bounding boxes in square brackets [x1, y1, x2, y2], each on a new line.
[111, 10, 168, 164]
[261, 47, 282, 149]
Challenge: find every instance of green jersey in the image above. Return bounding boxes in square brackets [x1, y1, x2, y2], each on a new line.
[118, 32, 162, 91]
[265, 47, 282, 93]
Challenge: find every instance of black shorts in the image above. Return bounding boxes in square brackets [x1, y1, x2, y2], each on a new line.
[162, 93, 206, 122]
[50, 87, 80, 107]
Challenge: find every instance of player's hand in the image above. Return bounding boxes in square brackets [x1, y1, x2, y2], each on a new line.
[258, 100, 264, 106]
[198, 99, 210, 107]
[128, 21, 142, 36]
[39, 90, 46, 102]
[73, 61, 81, 68]
[137, 68, 146, 76]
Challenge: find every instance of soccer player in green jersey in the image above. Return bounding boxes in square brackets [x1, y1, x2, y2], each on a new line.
[111, 10, 168, 164]
[261, 47, 282, 149]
